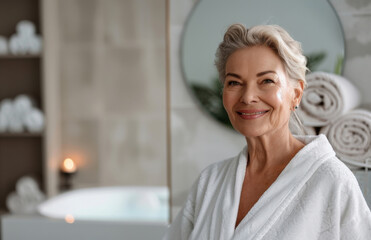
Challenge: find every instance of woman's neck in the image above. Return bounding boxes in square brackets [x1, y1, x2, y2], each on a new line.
[245, 128, 304, 174]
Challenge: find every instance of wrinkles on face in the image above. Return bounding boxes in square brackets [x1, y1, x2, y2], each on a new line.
[222, 46, 295, 138]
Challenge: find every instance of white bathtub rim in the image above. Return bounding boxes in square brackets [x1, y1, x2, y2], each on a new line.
[37, 186, 169, 223]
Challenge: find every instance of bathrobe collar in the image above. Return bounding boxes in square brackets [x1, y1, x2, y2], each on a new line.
[222, 134, 336, 240]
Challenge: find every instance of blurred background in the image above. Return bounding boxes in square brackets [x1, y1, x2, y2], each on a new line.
[1, 0, 167, 239]
[0, 0, 166, 206]
[1, 0, 371, 239]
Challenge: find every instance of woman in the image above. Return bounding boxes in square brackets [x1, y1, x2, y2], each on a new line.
[164, 24, 371, 239]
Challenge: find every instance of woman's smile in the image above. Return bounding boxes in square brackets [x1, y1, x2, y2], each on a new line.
[236, 109, 270, 119]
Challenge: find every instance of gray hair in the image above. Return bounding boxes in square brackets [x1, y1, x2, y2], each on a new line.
[215, 24, 307, 87]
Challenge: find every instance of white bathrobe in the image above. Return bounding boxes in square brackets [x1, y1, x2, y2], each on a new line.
[163, 135, 371, 240]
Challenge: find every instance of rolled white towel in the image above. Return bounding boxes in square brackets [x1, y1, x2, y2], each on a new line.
[297, 72, 361, 127]
[0, 99, 13, 114]
[0, 35, 8, 55]
[8, 113, 24, 133]
[13, 94, 33, 121]
[13, 21, 41, 55]
[9, 35, 27, 55]
[24, 108, 44, 133]
[16, 20, 36, 37]
[16, 176, 40, 199]
[0, 99, 24, 132]
[6, 192, 25, 214]
[6, 191, 44, 214]
[320, 109, 371, 167]
[6, 176, 45, 214]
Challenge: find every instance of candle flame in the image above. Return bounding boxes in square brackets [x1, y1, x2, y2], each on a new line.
[62, 158, 77, 173]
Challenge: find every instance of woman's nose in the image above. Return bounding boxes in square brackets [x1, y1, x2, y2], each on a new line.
[240, 85, 259, 104]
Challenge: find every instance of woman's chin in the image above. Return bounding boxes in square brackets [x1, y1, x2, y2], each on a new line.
[235, 127, 268, 138]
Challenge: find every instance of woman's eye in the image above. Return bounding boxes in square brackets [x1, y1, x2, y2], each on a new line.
[262, 79, 275, 84]
[227, 80, 240, 86]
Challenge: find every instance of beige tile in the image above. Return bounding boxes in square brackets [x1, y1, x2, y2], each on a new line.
[58, 0, 168, 190]
[59, 46, 101, 120]
[58, 0, 99, 43]
[99, 116, 166, 186]
[98, 47, 148, 114]
[143, 45, 167, 111]
[102, 0, 140, 47]
[133, 0, 166, 46]
[102, 0, 165, 48]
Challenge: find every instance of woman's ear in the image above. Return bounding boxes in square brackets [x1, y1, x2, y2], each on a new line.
[293, 80, 304, 108]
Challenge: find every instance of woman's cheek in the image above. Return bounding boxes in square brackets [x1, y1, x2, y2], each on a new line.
[276, 90, 283, 102]
[273, 88, 284, 104]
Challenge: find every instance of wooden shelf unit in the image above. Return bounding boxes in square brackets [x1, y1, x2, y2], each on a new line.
[0, 0, 43, 212]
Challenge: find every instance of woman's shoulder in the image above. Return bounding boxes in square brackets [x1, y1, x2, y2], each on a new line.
[314, 155, 360, 190]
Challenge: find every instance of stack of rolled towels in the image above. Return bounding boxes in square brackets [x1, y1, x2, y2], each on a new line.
[0, 20, 42, 56]
[0, 94, 45, 133]
[6, 176, 45, 214]
[292, 71, 371, 168]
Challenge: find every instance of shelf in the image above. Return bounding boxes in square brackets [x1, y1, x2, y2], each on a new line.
[0, 132, 43, 137]
[0, 54, 41, 59]
[0, 0, 43, 213]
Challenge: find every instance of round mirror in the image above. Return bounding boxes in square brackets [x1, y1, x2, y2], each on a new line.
[181, 0, 345, 128]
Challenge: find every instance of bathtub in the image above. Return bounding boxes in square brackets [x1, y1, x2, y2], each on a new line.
[1, 186, 169, 240]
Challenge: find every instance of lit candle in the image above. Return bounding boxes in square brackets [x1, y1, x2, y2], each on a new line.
[61, 158, 77, 173]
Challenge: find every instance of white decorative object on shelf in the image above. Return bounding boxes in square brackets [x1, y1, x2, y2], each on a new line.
[0, 35, 8, 55]
[24, 109, 44, 133]
[0, 99, 13, 133]
[13, 94, 33, 122]
[7, 111, 24, 133]
[9, 20, 42, 56]
[0, 94, 45, 133]
[6, 176, 45, 214]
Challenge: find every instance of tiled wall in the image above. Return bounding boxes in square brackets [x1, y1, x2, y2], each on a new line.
[331, 0, 371, 109]
[58, 0, 167, 188]
[170, 0, 371, 218]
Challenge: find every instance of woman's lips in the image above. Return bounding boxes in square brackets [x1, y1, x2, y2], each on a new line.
[236, 110, 269, 119]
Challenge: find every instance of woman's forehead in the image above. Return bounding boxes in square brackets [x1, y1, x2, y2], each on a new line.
[226, 46, 286, 78]
[227, 46, 283, 69]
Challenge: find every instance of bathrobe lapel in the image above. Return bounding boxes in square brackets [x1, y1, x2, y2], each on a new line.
[224, 135, 335, 240]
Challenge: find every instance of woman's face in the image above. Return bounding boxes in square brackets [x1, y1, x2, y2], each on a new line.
[223, 45, 302, 138]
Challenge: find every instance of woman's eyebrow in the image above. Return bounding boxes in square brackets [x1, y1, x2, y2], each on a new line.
[225, 71, 278, 79]
[225, 72, 241, 79]
[256, 70, 277, 77]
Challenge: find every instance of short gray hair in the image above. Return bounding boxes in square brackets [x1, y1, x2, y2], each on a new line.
[215, 24, 307, 86]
